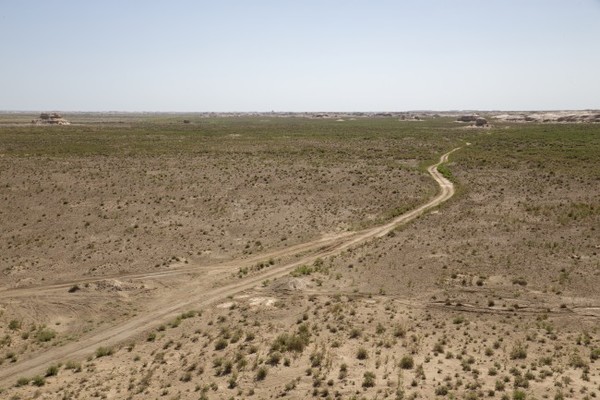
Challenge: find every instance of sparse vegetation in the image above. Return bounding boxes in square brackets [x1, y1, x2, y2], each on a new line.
[15, 377, 29, 387]
[35, 328, 56, 343]
[356, 347, 368, 360]
[362, 371, 376, 387]
[95, 347, 113, 358]
[400, 355, 415, 369]
[8, 320, 21, 331]
[271, 326, 310, 353]
[1, 116, 599, 399]
[45, 364, 59, 377]
[214, 338, 228, 351]
[30, 375, 45, 387]
[255, 366, 268, 381]
[510, 342, 528, 360]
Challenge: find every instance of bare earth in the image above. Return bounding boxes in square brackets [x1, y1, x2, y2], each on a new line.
[0, 116, 598, 400]
[0, 148, 460, 386]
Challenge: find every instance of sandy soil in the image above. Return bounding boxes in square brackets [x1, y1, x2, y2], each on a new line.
[0, 149, 460, 387]
[0, 118, 598, 400]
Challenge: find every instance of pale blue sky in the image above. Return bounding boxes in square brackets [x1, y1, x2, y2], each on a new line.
[1, 0, 599, 111]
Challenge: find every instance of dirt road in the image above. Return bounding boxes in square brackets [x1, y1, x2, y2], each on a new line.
[0, 148, 461, 386]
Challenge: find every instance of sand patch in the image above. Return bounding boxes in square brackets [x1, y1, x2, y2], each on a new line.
[248, 297, 277, 307]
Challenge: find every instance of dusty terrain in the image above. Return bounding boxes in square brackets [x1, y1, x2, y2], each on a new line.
[0, 115, 599, 399]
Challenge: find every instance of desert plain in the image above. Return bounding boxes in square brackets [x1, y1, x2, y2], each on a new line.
[0, 113, 599, 400]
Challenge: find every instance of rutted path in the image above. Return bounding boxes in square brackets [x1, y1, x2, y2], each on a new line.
[0, 147, 461, 386]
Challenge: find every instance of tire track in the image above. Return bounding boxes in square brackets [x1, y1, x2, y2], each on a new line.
[0, 147, 461, 386]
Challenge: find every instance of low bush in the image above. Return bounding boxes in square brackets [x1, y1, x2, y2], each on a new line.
[362, 371, 376, 388]
[35, 327, 56, 343]
[400, 355, 414, 369]
[255, 366, 268, 381]
[45, 364, 59, 377]
[356, 347, 368, 360]
[95, 347, 114, 358]
[31, 375, 45, 387]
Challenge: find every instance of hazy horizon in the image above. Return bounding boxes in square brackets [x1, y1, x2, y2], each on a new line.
[3, 109, 600, 114]
[2, 0, 600, 112]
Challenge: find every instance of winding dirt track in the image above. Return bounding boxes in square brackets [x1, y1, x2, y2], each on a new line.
[0, 148, 460, 386]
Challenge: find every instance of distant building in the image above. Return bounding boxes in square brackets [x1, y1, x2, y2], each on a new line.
[33, 113, 70, 125]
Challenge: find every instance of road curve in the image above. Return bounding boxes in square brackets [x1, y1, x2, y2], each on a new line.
[0, 230, 359, 298]
[0, 147, 461, 387]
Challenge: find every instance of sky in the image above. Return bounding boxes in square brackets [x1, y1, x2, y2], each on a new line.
[1, 0, 599, 112]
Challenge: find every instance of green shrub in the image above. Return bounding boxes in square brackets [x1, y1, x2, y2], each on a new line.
[356, 347, 368, 360]
[230, 330, 242, 343]
[349, 328, 362, 339]
[271, 330, 309, 353]
[590, 347, 600, 361]
[35, 327, 56, 343]
[437, 164, 454, 181]
[169, 317, 181, 328]
[16, 376, 30, 387]
[213, 357, 233, 376]
[65, 360, 81, 371]
[31, 375, 45, 387]
[291, 265, 314, 277]
[267, 352, 282, 366]
[255, 366, 268, 381]
[227, 374, 237, 389]
[399, 355, 414, 369]
[180, 310, 197, 319]
[568, 352, 587, 368]
[95, 347, 113, 358]
[310, 351, 324, 368]
[338, 363, 348, 380]
[433, 342, 444, 354]
[8, 320, 21, 331]
[214, 338, 228, 351]
[45, 364, 59, 377]
[514, 375, 529, 389]
[435, 385, 449, 396]
[495, 380, 506, 391]
[510, 342, 527, 360]
[393, 324, 406, 338]
[513, 389, 527, 400]
[362, 371, 376, 387]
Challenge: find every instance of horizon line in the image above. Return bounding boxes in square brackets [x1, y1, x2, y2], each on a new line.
[2, 109, 599, 114]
